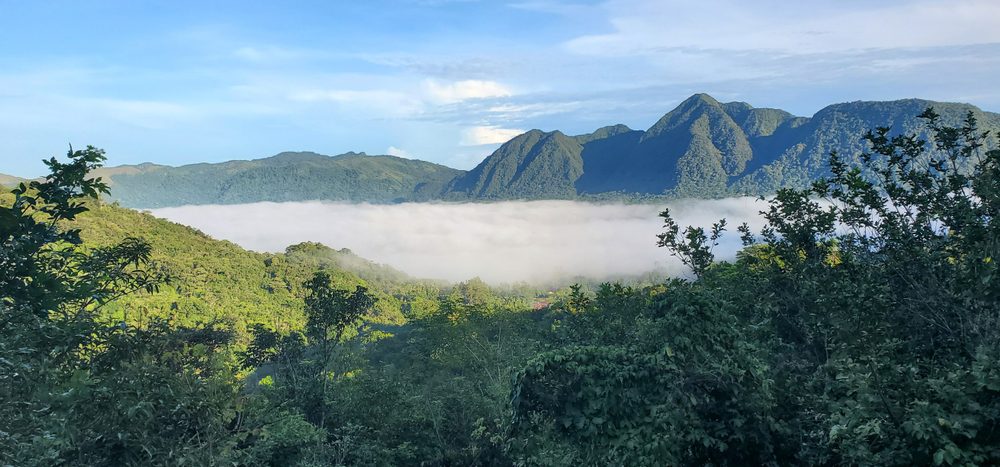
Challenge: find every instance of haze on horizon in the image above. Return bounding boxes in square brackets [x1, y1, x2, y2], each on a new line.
[2, 0, 1000, 177]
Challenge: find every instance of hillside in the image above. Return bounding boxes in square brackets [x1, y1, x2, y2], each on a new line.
[0, 189, 442, 329]
[446, 94, 1000, 199]
[97, 151, 464, 208]
[443, 129, 583, 199]
[0, 172, 25, 187]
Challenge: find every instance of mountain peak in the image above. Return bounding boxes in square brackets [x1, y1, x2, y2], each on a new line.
[501, 129, 575, 147]
[681, 93, 721, 107]
[269, 151, 329, 162]
[644, 93, 731, 140]
[445, 127, 583, 200]
[517, 129, 552, 140]
[574, 124, 634, 145]
[722, 101, 754, 114]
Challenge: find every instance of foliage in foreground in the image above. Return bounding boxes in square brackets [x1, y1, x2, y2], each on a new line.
[508, 108, 1000, 465]
[0, 147, 244, 464]
[3, 108, 999, 465]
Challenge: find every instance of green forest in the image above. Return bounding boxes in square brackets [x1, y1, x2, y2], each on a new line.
[3, 109, 1000, 466]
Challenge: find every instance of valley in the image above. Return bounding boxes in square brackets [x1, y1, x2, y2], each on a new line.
[149, 198, 766, 283]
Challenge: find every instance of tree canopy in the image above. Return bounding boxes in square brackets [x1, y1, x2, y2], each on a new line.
[3, 108, 998, 465]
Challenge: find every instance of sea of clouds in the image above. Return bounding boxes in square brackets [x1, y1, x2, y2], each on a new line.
[151, 199, 771, 284]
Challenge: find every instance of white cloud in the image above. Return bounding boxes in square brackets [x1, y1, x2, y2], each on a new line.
[233, 46, 300, 62]
[386, 146, 412, 158]
[485, 101, 588, 120]
[289, 89, 405, 104]
[285, 79, 514, 118]
[567, 0, 1000, 56]
[422, 79, 513, 104]
[460, 125, 525, 145]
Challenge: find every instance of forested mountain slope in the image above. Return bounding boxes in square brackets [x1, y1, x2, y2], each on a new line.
[442, 129, 584, 199]
[94, 151, 463, 208]
[445, 94, 1000, 199]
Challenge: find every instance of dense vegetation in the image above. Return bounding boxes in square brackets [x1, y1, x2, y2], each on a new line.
[2, 108, 999, 465]
[0, 189, 440, 333]
[503, 108, 1000, 465]
[81, 95, 1000, 208]
[443, 129, 583, 200]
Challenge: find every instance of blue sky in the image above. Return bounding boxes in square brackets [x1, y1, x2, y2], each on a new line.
[2, 0, 999, 177]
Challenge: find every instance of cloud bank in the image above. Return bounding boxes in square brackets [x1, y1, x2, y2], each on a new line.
[151, 199, 769, 284]
[422, 79, 513, 104]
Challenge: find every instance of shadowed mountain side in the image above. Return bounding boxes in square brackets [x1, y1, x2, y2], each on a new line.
[574, 127, 644, 194]
[444, 94, 1000, 199]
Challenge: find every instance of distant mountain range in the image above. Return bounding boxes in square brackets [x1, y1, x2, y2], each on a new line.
[91, 152, 462, 207]
[0, 173, 25, 187]
[9, 93, 998, 208]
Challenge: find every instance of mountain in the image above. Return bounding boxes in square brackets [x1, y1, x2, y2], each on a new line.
[443, 130, 583, 199]
[95, 152, 463, 208]
[729, 98, 1000, 194]
[444, 94, 1000, 199]
[54, 94, 1000, 207]
[0, 173, 25, 187]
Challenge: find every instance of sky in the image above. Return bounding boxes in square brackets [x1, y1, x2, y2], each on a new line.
[1, 0, 999, 177]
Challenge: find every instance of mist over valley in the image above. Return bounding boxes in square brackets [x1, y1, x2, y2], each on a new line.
[151, 198, 768, 284]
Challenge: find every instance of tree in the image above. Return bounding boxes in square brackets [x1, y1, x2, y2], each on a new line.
[303, 271, 377, 433]
[304, 271, 376, 349]
[0, 146, 160, 326]
[656, 208, 727, 278]
[0, 147, 246, 464]
[513, 108, 1000, 465]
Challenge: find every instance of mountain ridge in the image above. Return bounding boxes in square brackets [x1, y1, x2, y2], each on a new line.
[92, 151, 463, 207]
[0, 173, 25, 187]
[19, 94, 997, 208]
[446, 94, 999, 200]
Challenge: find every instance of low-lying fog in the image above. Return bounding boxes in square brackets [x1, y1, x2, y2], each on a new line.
[151, 199, 769, 284]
